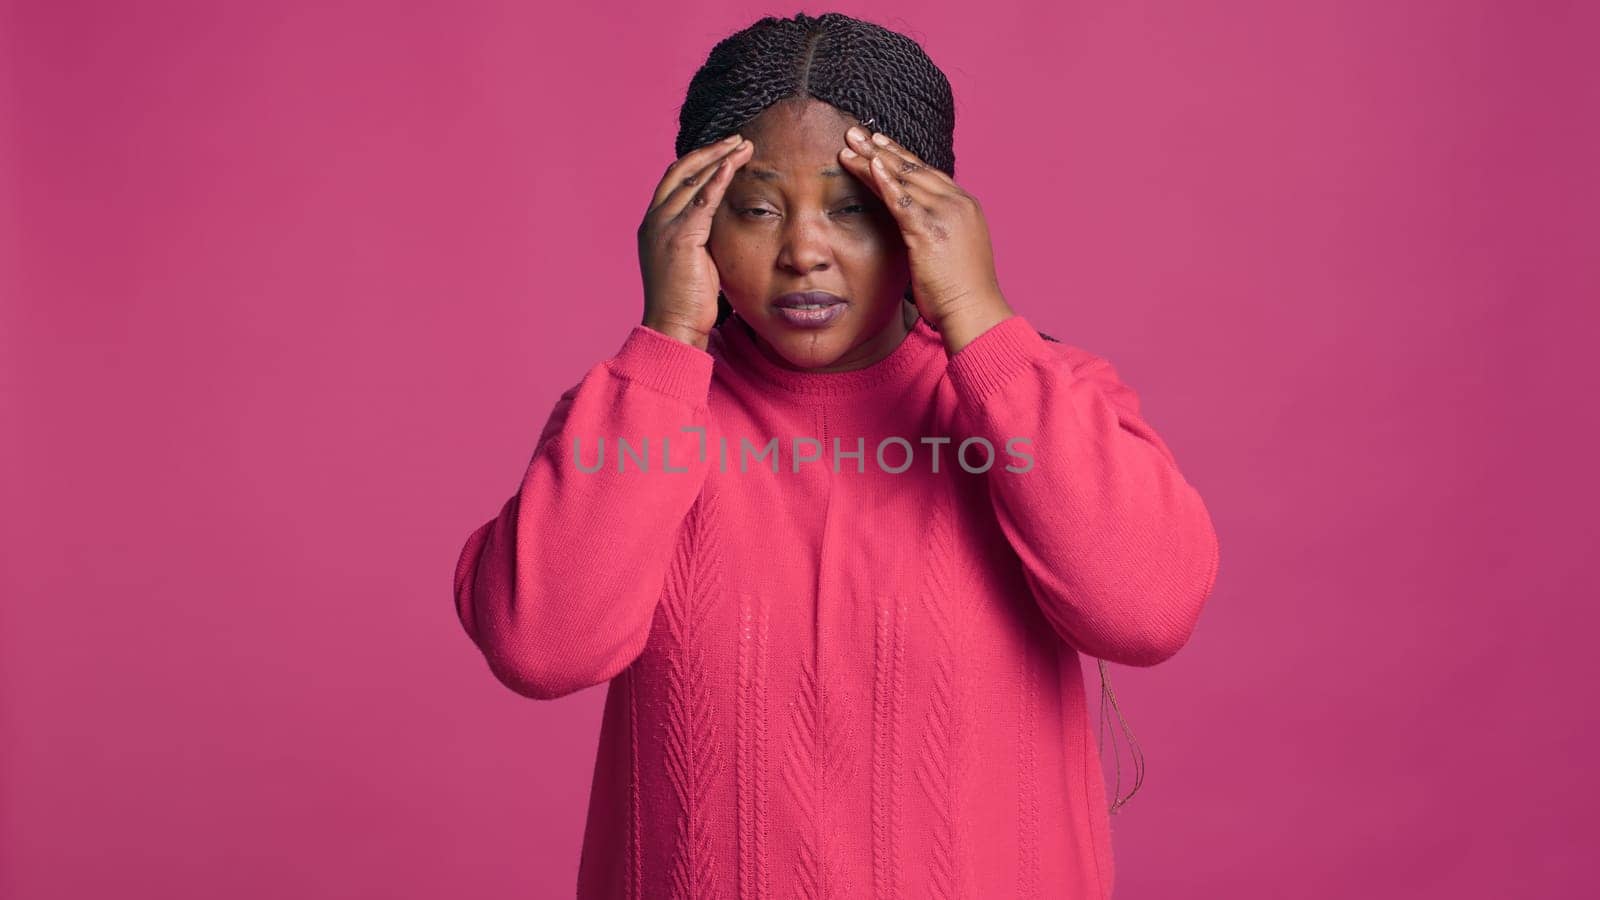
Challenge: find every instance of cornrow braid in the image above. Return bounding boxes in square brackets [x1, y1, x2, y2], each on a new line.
[673, 12, 1143, 814]
[676, 11, 964, 331]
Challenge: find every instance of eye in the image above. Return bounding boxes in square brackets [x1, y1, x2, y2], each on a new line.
[734, 204, 864, 220]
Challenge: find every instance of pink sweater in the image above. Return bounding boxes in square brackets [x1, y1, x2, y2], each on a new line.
[453, 310, 1220, 899]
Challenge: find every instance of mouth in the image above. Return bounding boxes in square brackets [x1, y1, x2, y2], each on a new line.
[770, 291, 848, 328]
[772, 291, 847, 310]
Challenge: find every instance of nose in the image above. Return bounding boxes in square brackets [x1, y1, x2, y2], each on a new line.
[775, 212, 833, 275]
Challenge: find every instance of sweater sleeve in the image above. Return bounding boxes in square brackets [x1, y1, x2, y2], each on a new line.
[453, 324, 717, 699]
[943, 313, 1220, 666]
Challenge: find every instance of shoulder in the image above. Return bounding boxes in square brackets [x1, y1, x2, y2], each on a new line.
[1029, 326, 1142, 417]
[1031, 326, 1118, 381]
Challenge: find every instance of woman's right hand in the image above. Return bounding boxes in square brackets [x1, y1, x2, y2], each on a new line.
[638, 134, 755, 350]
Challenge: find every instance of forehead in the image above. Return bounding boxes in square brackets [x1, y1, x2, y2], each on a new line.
[732, 98, 860, 185]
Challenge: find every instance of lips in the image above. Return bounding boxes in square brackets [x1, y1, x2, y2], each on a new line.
[772, 291, 846, 308]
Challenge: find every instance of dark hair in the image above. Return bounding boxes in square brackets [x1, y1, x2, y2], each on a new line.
[672, 12, 1066, 342]
[674, 12, 1144, 813]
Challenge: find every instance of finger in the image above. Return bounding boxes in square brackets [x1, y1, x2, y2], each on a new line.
[651, 136, 747, 211]
[845, 128, 951, 194]
[652, 139, 745, 216]
[837, 143, 884, 201]
[867, 132, 960, 194]
[837, 142, 919, 228]
[838, 131, 922, 205]
[658, 139, 752, 221]
[867, 143, 956, 200]
[652, 134, 743, 209]
[865, 132, 944, 175]
[678, 147, 744, 226]
[866, 152, 919, 219]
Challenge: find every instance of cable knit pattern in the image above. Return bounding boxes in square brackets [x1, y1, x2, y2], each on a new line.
[782, 643, 860, 899]
[914, 493, 973, 900]
[871, 594, 906, 900]
[663, 495, 726, 900]
[453, 311, 1220, 899]
[737, 592, 772, 900]
[628, 666, 642, 900]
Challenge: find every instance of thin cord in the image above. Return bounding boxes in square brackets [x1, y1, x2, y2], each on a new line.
[1097, 658, 1145, 814]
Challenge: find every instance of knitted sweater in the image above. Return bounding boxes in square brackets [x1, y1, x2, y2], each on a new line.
[453, 309, 1220, 899]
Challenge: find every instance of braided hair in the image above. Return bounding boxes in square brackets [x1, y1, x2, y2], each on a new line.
[673, 11, 1065, 342]
[673, 12, 1144, 813]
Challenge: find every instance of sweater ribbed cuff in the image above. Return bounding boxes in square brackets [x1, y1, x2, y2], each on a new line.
[944, 313, 1058, 404]
[605, 324, 715, 405]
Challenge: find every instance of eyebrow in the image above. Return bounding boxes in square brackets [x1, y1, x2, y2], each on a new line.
[736, 166, 847, 182]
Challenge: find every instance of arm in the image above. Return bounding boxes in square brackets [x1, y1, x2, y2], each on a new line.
[943, 314, 1220, 666]
[453, 324, 716, 699]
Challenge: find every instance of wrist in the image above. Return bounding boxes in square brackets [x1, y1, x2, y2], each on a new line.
[934, 292, 1015, 357]
[641, 317, 710, 352]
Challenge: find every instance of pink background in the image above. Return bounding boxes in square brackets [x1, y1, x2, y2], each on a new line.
[4, 1, 1597, 897]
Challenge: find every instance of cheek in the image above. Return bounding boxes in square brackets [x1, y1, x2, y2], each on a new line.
[708, 221, 777, 277]
[707, 230, 758, 288]
[829, 215, 899, 273]
[863, 211, 903, 249]
[843, 221, 907, 273]
[706, 213, 729, 255]
[706, 222, 737, 268]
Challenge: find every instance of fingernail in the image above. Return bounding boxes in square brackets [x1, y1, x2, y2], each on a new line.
[847, 126, 867, 143]
[871, 132, 890, 146]
[841, 147, 858, 159]
[724, 134, 742, 144]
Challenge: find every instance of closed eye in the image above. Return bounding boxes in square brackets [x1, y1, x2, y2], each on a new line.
[736, 204, 867, 219]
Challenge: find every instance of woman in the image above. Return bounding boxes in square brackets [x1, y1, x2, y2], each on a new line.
[453, 12, 1220, 898]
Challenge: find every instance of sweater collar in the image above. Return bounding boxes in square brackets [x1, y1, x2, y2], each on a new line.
[711, 303, 944, 400]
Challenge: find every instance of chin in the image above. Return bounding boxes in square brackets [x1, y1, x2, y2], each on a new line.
[732, 297, 904, 364]
[765, 329, 857, 367]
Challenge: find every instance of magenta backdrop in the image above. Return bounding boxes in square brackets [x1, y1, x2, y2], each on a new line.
[4, 1, 1597, 897]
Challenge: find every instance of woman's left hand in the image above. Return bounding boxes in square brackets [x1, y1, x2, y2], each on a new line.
[838, 125, 1014, 336]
